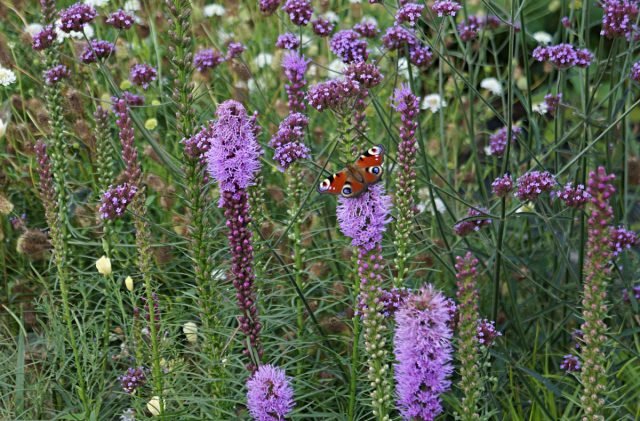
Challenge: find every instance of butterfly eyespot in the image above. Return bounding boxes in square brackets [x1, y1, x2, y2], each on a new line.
[319, 180, 330, 190]
[342, 186, 352, 196]
[368, 146, 380, 155]
[370, 166, 381, 174]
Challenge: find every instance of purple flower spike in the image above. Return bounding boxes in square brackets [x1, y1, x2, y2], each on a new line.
[80, 40, 115, 64]
[193, 49, 225, 73]
[282, 52, 309, 113]
[454, 207, 492, 236]
[206, 100, 262, 194]
[330, 30, 368, 63]
[59, 2, 97, 33]
[182, 124, 213, 162]
[106, 9, 135, 30]
[112, 98, 142, 185]
[44, 64, 71, 85]
[273, 142, 310, 171]
[129, 63, 157, 90]
[247, 365, 295, 421]
[515, 171, 556, 201]
[32, 25, 57, 51]
[394, 284, 455, 420]
[396, 3, 424, 27]
[119, 366, 147, 394]
[282, 0, 313, 26]
[270, 112, 310, 171]
[276, 32, 300, 50]
[432, 0, 462, 17]
[336, 183, 391, 252]
[312, 17, 334, 37]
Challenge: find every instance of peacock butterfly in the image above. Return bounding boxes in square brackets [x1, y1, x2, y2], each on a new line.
[317, 145, 385, 198]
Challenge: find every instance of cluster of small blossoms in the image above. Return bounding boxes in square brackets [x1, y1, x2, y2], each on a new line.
[354, 19, 379, 38]
[394, 285, 455, 420]
[344, 61, 383, 89]
[282, 52, 310, 113]
[330, 30, 368, 63]
[477, 319, 501, 346]
[99, 183, 138, 220]
[112, 97, 142, 184]
[260, 0, 280, 15]
[306, 78, 362, 112]
[554, 183, 590, 208]
[515, 171, 556, 201]
[622, 284, 640, 303]
[432, 0, 462, 17]
[59, 2, 97, 33]
[561, 16, 572, 28]
[43, 64, 70, 85]
[182, 124, 213, 163]
[193, 49, 224, 73]
[532, 44, 593, 68]
[382, 26, 433, 68]
[129, 63, 157, 90]
[560, 354, 581, 372]
[311, 17, 334, 37]
[395, 3, 424, 27]
[488, 126, 522, 156]
[119, 367, 147, 394]
[226, 42, 246, 60]
[544, 93, 562, 114]
[246, 365, 295, 421]
[491, 173, 514, 197]
[631, 61, 640, 82]
[80, 40, 115, 64]
[454, 207, 492, 237]
[32, 25, 56, 50]
[379, 287, 410, 318]
[269, 113, 311, 171]
[599, 0, 638, 39]
[458, 15, 483, 41]
[609, 226, 638, 256]
[276, 32, 300, 50]
[282, 0, 313, 26]
[122, 91, 144, 106]
[106, 9, 134, 30]
[141, 292, 161, 325]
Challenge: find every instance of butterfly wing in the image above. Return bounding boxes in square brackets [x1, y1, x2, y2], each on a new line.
[354, 144, 385, 184]
[318, 169, 367, 198]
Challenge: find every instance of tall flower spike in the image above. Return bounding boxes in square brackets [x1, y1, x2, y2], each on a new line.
[206, 100, 263, 372]
[579, 167, 616, 419]
[455, 252, 482, 420]
[391, 85, 419, 287]
[246, 365, 295, 421]
[112, 97, 142, 185]
[394, 284, 455, 420]
[282, 52, 309, 113]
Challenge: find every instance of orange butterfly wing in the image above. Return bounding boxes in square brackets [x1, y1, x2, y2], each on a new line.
[355, 145, 385, 184]
[318, 145, 384, 198]
[318, 170, 367, 198]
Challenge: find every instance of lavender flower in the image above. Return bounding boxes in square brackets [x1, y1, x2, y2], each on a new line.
[394, 284, 455, 420]
[431, 0, 462, 17]
[631, 61, 640, 82]
[99, 183, 138, 220]
[311, 17, 334, 37]
[59, 2, 97, 33]
[260, 0, 281, 15]
[80, 40, 115, 64]
[382, 25, 417, 51]
[246, 365, 295, 421]
[396, 3, 424, 27]
[354, 19, 379, 38]
[282, 52, 309, 113]
[561, 355, 581, 372]
[409, 44, 434, 68]
[458, 16, 482, 41]
[532, 44, 593, 68]
[336, 183, 391, 251]
[182, 123, 213, 162]
[477, 319, 501, 346]
[609, 226, 638, 256]
[129, 64, 157, 90]
[344, 61, 383, 89]
[119, 366, 147, 394]
[515, 171, 556, 201]
[454, 208, 492, 236]
[43, 64, 70, 85]
[379, 287, 410, 318]
[193, 49, 225, 73]
[555, 182, 590, 208]
[599, 0, 638, 39]
[32, 25, 56, 50]
[330, 30, 368, 63]
[306, 79, 362, 112]
[488, 126, 521, 157]
[491, 173, 514, 197]
[106, 9, 135, 30]
[282, 0, 313, 26]
[269, 113, 310, 171]
[112, 98, 141, 185]
[226, 42, 246, 60]
[276, 33, 299, 50]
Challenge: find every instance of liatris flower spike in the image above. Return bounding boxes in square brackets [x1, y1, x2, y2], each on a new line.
[246, 365, 295, 421]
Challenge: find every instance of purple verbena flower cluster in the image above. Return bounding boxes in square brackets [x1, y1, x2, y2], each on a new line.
[544, 93, 562, 114]
[282, 0, 313, 26]
[394, 284, 455, 420]
[344, 62, 383, 89]
[622, 284, 640, 303]
[260, 0, 281, 15]
[246, 365, 295, 421]
[122, 91, 144, 106]
[282, 51, 310, 113]
[276, 32, 300, 50]
[395, 3, 424, 27]
[631, 61, 640, 82]
[515, 171, 556, 201]
[458, 15, 483, 41]
[560, 354, 581, 372]
[59, 2, 97, 33]
[311, 18, 334, 37]
[43, 64, 70, 85]
[226, 41, 246, 60]
[491, 173, 515, 197]
[599, 0, 638, 39]
[306, 78, 362, 112]
[330, 30, 368, 63]
[32, 25, 56, 50]
[193, 49, 225, 73]
[129, 63, 157, 90]
[119, 367, 147, 394]
[532, 44, 593, 68]
[477, 319, 501, 346]
[555, 182, 590, 208]
[80, 40, 115, 64]
[454, 207, 492, 236]
[382, 25, 433, 67]
[336, 183, 391, 251]
[609, 226, 638, 256]
[488, 126, 522, 156]
[106, 9, 134, 30]
[354, 19, 379, 38]
[269, 113, 310, 171]
[432, 0, 462, 17]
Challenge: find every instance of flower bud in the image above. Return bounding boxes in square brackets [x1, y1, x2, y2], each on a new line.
[182, 321, 198, 344]
[95, 255, 112, 276]
[125, 276, 134, 292]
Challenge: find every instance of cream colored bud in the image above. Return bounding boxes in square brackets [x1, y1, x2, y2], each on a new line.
[95, 255, 112, 276]
[146, 396, 163, 416]
[182, 321, 198, 344]
[125, 276, 134, 292]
